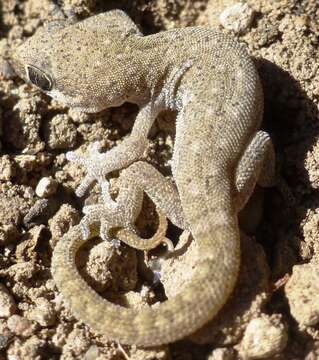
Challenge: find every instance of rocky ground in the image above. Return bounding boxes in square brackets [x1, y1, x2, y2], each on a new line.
[0, 0, 319, 359]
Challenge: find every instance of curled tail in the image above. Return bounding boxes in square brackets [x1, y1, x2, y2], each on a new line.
[51, 194, 240, 346]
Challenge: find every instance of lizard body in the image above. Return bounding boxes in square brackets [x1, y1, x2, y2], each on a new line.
[11, 10, 275, 346]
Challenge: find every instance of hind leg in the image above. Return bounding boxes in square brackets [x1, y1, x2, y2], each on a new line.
[235, 130, 275, 212]
[81, 161, 186, 250]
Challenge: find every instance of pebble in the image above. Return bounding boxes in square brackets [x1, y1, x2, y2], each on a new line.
[28, 297, 56, 326]
[0, 155, 15, 181]
[35, 176, 58, 198]
[45, 114, 77, 149]
[239, 315, 288, 359]
[0, 284, 16, 318]
[7, 315, 34, 337]
[285, 262, 319, 326]
[219, 2, 254, 33]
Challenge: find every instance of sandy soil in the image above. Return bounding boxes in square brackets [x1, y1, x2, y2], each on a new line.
[0, 0, 319, 359]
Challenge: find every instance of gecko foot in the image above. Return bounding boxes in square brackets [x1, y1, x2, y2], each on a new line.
[66, 142, 109, 197]
[79, 179, 138, 248]
[79, 182, 173, 253]
[80, 201, 135, 241]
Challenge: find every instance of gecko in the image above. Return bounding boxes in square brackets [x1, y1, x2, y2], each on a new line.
[10, 10, 275, 346]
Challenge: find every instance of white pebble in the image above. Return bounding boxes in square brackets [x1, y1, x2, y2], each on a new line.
[239, 315, 288, 359]
[219, 2, 254, 33]
[35, 177, 58, 198]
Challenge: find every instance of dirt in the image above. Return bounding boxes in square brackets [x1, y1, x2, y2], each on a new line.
[0, 0, 319, 359]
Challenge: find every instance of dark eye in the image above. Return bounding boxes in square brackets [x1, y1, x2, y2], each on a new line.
[26, 65, 53, 91]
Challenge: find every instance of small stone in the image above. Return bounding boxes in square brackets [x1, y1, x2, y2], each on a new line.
[28, 297, 56, 326]
[35, 176, 58, 198]
[285, 262, 319, 326]
[219, 2, 254, 33]
[128, 345, 169, 360]
[16, 225, 45, 261]
[82, 241, 137, 292]
[0, 194, 28, 226]
[44, 114, 77, 149]
[0, 284, 16, 318]
[0, 155, 15, 180]
[63, 328, 90, 358]
[68, 108, 91, 124]
[7, 315, 34, 337]
[208, 348, 235, 360]
[49, 204, 80, 246]
[7, 336, 46, 359]
[51, 323, 69, 348]
[239, 315, 288, 359]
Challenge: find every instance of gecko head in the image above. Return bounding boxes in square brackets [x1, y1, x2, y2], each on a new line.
[10, 19, 133, 113]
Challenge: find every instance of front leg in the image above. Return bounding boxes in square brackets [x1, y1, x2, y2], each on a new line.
[67, 60, 193, 198]
[67, 99, 162, 197]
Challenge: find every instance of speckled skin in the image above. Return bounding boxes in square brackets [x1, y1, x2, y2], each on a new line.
[11, 10, 275, 346]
